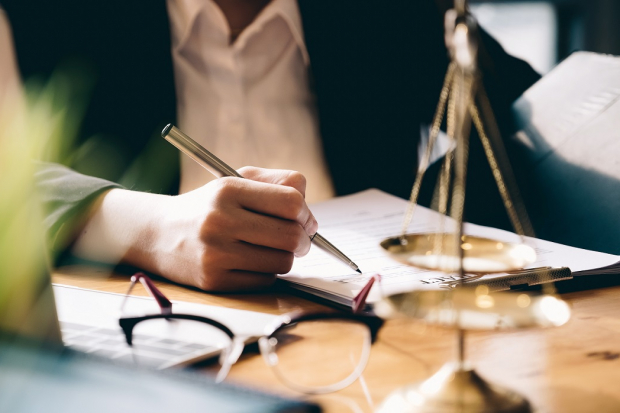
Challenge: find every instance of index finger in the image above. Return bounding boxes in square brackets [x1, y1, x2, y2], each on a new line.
[238, 167, 307, 198]
[222, 178, 318, 235]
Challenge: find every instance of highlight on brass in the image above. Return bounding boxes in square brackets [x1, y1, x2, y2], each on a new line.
[381, 233, 536, 274]
[374, 288, 571, 330]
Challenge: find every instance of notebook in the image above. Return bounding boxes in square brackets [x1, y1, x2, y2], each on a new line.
[279, 189, 620, 309]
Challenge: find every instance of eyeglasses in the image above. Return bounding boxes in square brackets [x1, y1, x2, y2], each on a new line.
[118, 273, 384, 394]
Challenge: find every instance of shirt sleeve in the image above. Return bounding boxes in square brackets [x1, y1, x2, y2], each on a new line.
[34, 162, 123, 256]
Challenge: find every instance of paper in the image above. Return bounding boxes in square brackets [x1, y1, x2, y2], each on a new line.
[280, 189, 620, 306]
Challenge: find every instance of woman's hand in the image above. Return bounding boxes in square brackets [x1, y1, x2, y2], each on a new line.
[72, 167, 318, 292]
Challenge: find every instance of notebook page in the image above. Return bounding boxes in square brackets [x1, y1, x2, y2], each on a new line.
[281, 189, 620, 305]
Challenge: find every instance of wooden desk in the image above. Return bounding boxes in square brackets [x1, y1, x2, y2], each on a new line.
[54, 266, 620, 413]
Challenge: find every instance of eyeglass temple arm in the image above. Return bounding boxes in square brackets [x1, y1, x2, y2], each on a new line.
[120, 272, 173, 315]
[352, 274, 382, 314]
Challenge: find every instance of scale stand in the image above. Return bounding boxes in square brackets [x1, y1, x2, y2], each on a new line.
[375, 1, 570, 412]
[374, 287, 570, 412]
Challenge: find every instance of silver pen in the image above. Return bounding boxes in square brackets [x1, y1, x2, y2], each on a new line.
[439, 266, 573, 291]
[162, 124, 362, 274]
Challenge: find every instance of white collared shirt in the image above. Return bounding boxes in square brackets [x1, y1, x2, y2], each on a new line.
[166, 0, 335, 202]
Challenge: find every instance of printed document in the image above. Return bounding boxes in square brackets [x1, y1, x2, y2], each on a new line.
[280, 189, 620, 307]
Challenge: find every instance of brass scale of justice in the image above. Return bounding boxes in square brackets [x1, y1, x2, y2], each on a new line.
[373, 1, 571, 412]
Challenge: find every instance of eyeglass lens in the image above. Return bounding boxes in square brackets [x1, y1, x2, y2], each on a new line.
[263, 319, 371, 393]
[128, 318, 233, 371]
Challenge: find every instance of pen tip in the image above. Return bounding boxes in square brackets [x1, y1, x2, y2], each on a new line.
[356, 268, 362, 274]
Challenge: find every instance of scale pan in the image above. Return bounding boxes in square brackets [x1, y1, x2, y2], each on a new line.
[381, 233, 536, 274]
[374, 289, 571, 330]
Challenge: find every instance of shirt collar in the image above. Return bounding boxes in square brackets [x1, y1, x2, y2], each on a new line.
[268, 0, 310, 65]
[170, 0, 204, 48]
[173, 0, 309, 66]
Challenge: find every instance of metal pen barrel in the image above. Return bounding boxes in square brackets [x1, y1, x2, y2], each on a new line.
[311, 233, 360, 273]
[162, 124, 361, 274]
[162, 124, 241, 178]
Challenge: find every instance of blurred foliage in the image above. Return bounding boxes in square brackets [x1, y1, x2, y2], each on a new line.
[0, 70, 84, 340]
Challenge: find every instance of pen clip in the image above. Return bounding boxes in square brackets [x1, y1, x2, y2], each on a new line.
[439, 273, 484, 289]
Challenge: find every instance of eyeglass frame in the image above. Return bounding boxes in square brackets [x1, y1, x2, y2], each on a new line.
[118, 272, 384, 394]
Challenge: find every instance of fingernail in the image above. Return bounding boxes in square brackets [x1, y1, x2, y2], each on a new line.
[309, 218, 319, 235]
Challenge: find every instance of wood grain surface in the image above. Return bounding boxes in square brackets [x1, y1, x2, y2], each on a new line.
[53, 266, 620, 413]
